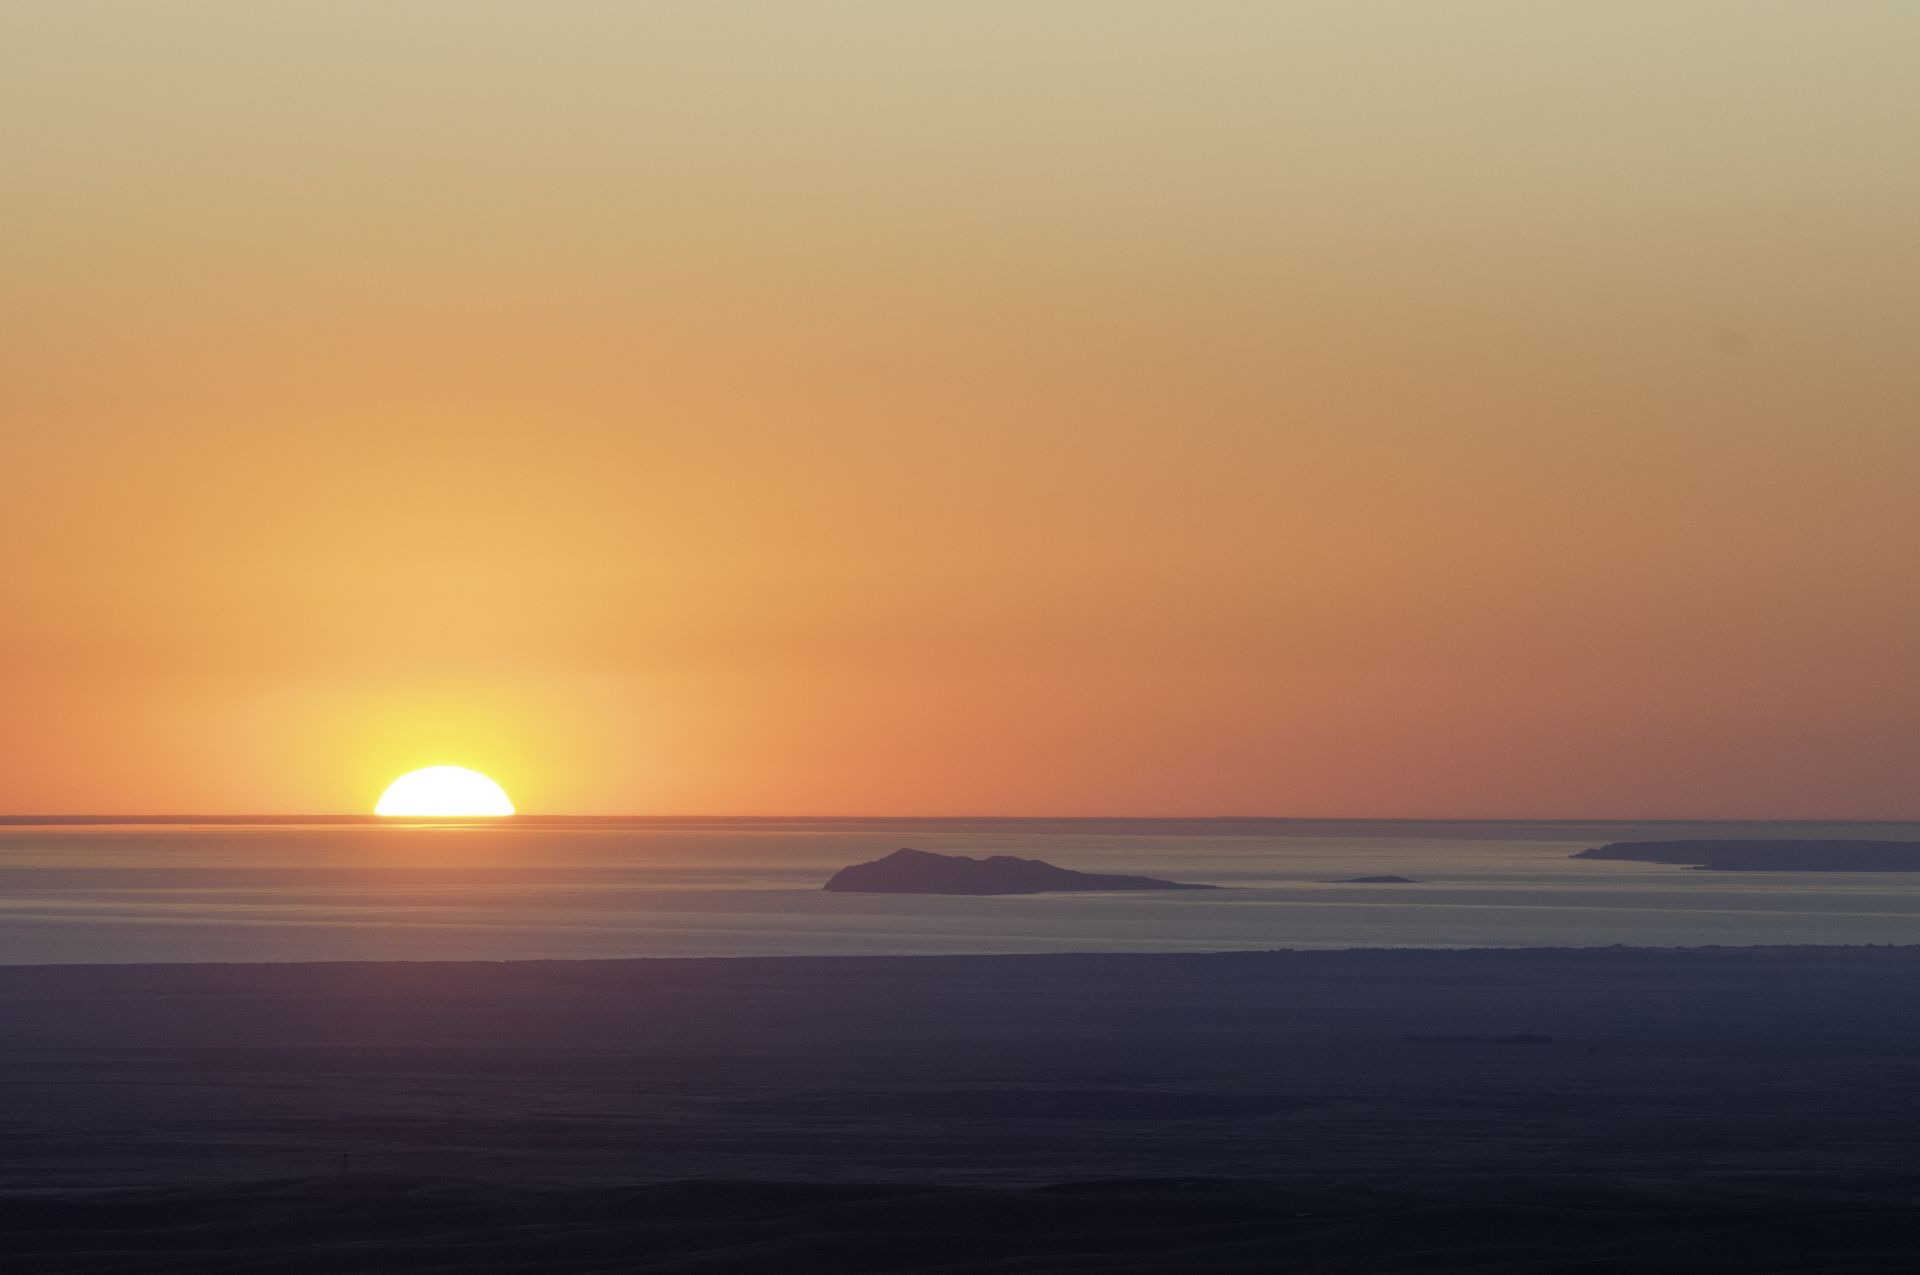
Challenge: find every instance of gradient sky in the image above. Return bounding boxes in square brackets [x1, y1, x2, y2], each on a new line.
[4, 2, 1918, 816]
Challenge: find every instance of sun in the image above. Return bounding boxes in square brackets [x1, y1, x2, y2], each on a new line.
[375, 766, 516, 817]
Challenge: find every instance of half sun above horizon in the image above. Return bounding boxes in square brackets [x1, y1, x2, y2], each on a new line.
[375, 766, 516, 817]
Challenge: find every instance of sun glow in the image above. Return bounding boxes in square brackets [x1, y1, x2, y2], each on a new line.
[375, 766, 516, 817]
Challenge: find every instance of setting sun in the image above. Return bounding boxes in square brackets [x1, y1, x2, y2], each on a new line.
[375, 767, 516, 817]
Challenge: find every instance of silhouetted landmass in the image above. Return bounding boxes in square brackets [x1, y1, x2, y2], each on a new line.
[822, 847, 1215, 894]
[1575, 839, 1920, 871]
[1324, 875, 1418, 884]
[9, 1173, 1920, 1273]
[5, 948, 1920, 1270]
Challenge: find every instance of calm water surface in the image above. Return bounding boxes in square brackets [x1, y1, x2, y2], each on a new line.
[1, 818, 1917, 963]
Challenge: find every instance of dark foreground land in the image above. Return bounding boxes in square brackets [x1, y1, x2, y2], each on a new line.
[3, 946, 1920, 1271]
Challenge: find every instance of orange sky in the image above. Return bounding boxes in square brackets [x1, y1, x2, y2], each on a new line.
[4, 3, 1918, 816]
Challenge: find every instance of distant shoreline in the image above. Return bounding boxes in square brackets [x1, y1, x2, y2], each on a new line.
[3, 941, 1920, 974]
[6, 813, 1920, 831]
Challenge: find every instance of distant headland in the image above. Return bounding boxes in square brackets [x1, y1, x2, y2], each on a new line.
[823, 848, 1217, 895]
[1575, 840, 1920, 872]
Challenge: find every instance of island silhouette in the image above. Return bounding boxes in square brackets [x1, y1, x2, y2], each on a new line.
[823, 847, 1216, 895]
[1574, 839, 1920, 872]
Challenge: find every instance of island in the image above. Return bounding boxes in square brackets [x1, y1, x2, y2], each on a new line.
[1324, 875, 1419, 884]
[1574, 839, 1920, 872]
[822, 847, 1217, 895]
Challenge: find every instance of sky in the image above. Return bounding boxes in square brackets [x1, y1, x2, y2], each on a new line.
[3, 2, 1918, 817]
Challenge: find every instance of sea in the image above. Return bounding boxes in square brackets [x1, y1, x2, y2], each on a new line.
[1, 817, 1917, 964]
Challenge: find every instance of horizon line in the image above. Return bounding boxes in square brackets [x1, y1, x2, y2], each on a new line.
[2, 813, 1918, 826]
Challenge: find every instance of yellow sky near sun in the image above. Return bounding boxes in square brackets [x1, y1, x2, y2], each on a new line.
[2, 2, 1918, 815]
